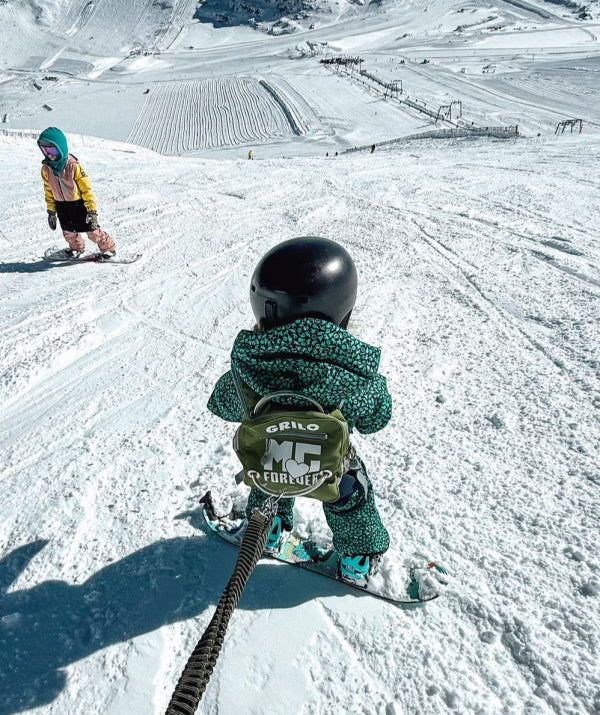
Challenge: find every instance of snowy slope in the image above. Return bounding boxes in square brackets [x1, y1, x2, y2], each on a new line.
[1, 131, 599, 714]
[1, 0, 600, 156]
[1, 0, 600, 713]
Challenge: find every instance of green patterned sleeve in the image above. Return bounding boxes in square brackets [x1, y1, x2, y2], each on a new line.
[207, 371, 245, 422]
[348, 374, 393, 434]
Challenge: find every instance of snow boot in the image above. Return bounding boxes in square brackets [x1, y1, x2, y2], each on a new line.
[246, 488, 294, 532]
[339, 553, 382, 586]
[340, 554, 370, 582]
[264, 516, 289, 554]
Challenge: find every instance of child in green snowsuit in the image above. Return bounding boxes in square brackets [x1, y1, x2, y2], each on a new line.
[207, 237, 391, 580]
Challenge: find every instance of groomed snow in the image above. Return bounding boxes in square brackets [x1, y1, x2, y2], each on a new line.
[1, 0, 600, 713]
[1, 131, 599, 714]
[2, 0, 600, 155]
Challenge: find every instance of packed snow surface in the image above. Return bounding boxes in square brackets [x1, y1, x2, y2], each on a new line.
[1, 131, 599, 715]
[2, 0, 600, 154]
[1, 0, 600, 714]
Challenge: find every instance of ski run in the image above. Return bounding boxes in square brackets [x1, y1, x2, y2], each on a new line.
[1, 0, 600, 712]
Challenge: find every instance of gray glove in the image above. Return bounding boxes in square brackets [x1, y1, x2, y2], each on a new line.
[47, 211, 57, 231]
[86, 210, 99, 231]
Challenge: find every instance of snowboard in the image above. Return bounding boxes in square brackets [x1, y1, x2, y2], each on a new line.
[200, 491, 447, 607]
[44, 246, 141, 265]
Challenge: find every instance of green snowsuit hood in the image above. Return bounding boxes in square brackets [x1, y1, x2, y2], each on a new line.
[208, 318, 392, 434]
[37, 127, 69, 176]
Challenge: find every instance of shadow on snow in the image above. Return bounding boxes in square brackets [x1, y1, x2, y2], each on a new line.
[0, 260, 75, 274]
[0, 512, 345, 713]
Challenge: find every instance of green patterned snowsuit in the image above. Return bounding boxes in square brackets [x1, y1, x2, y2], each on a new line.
[207, 318, 392, 556]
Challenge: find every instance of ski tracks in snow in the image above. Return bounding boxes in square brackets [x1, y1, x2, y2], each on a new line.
[409, 212, 600, 399]
[2, 137, 600, 714]
[61, 0, 198, 56]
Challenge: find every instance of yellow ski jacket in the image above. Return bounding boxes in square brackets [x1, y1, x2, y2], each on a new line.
[41, 154, 97, 213]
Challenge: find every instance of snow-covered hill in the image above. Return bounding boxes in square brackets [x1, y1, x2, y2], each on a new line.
[1, 130, 599, 714]
[1, 1, 600, 714]
[2, 0, 600, 155]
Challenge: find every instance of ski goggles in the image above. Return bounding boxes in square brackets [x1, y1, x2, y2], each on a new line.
[40, 144, 60, 158]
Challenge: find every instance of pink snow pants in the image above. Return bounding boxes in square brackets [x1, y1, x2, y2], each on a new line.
[63, 228, 116, 253]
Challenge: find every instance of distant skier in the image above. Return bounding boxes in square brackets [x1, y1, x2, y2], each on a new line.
[247, 150, 253, 160]
[37, 127, 116, 259]
[370, 144, 376, 153]
[207, 237, 391, 584]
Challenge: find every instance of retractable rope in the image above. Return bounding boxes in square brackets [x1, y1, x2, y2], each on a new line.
[165, 505, 274, 715]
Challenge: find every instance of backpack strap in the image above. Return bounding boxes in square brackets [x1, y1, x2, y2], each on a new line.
[230, 363, 250, 418]
[231, 364, 326, 418]
[252, 391, 325, 417]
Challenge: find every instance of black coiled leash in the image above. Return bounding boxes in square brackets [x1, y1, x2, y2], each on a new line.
[165, 506, 274, 715]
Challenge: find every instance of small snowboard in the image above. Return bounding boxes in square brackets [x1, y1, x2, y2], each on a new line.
[200, 491, 447, 607]
[44, 247, 141, 265]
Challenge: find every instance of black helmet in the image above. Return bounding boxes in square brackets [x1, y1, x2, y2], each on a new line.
[250, 236, 358, 329]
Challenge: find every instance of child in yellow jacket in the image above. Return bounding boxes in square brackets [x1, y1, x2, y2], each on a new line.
[38, 127, 116, 258]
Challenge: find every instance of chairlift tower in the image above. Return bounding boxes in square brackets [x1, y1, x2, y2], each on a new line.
[390, 80, 402, 98]
[555, 119, 583, 134]
[449, 101, 462, 119]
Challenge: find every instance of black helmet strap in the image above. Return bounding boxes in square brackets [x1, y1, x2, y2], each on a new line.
[265, 300, 277, 325]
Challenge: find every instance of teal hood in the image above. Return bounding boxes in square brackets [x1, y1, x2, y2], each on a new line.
[38, 127, 69, 176]
[208, 318, 392, 434]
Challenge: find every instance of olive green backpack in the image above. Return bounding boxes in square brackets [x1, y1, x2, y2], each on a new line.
[230, 367, 350, 503]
